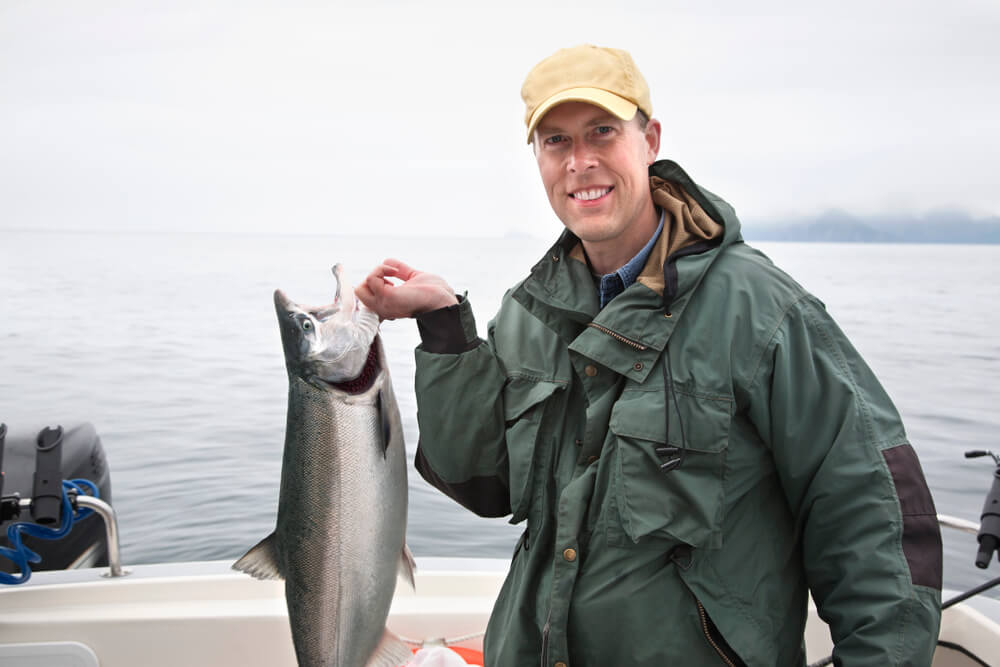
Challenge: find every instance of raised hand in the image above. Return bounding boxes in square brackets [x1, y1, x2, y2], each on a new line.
[354, 258, 459, 321]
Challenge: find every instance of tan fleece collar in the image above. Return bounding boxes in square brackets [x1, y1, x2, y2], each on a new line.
[568, 176, 724, 295]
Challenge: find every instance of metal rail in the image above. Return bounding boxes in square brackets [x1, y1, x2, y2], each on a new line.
[4, 505, 979, 583]
[74, 495, 128, 578]
[938, 513, 980, 536]
[6, 493, 128, 579]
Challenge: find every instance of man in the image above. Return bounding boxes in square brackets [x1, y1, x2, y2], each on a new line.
[356, 45, 942, 666]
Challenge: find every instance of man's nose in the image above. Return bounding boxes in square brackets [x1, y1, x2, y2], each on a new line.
[567, 142, 598, 172]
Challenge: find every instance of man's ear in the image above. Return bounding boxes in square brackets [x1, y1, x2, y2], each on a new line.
[644, 118, 662, 164]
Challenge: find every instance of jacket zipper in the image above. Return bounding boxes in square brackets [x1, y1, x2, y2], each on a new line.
[696, 600, 737, 667]
[585, 322, 647, 350]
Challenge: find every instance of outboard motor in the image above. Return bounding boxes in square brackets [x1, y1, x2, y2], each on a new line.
[0, 423, 112, 573]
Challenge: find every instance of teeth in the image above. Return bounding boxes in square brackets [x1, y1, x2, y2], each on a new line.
[573, 188, 610, 201]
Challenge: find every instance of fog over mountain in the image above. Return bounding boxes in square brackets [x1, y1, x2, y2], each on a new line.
[745, 210, 1000, 244]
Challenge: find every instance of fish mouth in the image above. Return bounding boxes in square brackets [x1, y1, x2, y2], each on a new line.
[314, 339, 381, 395]
[274, 266, 381, 386]
[274, 289, 294, 313]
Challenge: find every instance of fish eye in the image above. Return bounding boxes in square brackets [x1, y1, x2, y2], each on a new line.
[302, 320, 313, 331]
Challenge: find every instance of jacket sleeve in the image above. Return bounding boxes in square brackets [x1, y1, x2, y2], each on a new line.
[745, 294, 942, 665]
[412, 296, 512, 518]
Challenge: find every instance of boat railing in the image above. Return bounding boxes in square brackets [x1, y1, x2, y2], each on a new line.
[72, 493, 127, 578]
[73, 505, 979, 583]
[939, 514, 980, 535]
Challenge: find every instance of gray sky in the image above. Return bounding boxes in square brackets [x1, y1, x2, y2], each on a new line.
[2, 0, 998, 237]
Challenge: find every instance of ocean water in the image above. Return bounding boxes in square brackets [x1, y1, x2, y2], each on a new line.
[2, 230, 999, 601]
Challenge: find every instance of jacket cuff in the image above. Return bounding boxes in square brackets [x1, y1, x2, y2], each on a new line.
[416, 295, 481, 354]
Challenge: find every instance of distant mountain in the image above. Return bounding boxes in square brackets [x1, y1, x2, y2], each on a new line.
[744, 209, 1000, 243]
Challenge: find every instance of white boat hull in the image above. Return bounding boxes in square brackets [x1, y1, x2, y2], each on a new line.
[1, 558, 997, 666]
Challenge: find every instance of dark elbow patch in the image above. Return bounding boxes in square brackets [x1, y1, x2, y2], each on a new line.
[882, 443, 943, 590]
[415, 443, 512, 518]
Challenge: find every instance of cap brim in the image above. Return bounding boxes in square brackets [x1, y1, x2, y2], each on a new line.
[526, 87, 638, 143]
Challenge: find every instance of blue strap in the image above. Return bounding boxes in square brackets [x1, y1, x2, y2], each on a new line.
[0, 479, 99, 585]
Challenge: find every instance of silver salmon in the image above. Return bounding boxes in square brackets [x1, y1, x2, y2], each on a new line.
[234, 264, 414, 667]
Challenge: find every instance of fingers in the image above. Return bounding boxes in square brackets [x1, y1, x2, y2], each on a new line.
[360, 260, 411, 286]
[355, 275, 386, 309]
[354, 258, 453, 321]
[381, 258, 420, 281]
[354, 260, 411, 320]
[353, 281, 375, 309]
[355, 265, 386, 311]
[360, 262, 400, 294]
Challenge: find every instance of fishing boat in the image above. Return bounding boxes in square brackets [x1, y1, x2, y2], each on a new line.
[2, 425, 999, 666]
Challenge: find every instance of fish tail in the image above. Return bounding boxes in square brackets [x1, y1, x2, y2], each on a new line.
[365, 629, 412, 667]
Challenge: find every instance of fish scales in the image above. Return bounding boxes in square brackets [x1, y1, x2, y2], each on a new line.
[235, 267, 413, 667]
[280, 366, 406, 666]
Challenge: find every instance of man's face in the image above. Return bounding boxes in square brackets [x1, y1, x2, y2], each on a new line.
[533, 101, 660, 256]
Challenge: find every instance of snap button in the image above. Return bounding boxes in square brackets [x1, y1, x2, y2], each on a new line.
[563, 548, 577, 562]
[633, 361, 644, 371]
[555, 662, 568, 667]
[584, 365, 597, 377]
[575, 438, 583, 446]
[664, 311, 673, 318]
[552, 255, 560, 262]
[587, 455, 598, 464]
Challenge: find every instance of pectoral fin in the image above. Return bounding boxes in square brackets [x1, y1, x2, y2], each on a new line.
[365, 628, 412, 667]
[378, 389, 391, 459]
[398, 543, 416, 590]
[232, 532, 284, 580]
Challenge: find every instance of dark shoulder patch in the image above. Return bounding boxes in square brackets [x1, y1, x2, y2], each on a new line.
[883, 443, 942, 589]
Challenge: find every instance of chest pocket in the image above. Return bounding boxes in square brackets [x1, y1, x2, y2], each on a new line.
[503, 377, 566, 524]
[609, 386, 733, 549]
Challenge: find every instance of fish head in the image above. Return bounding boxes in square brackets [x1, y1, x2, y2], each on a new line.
[273, 265, 380, 384]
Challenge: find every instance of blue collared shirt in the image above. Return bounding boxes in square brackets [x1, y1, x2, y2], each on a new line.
[597, 209, 665, 308]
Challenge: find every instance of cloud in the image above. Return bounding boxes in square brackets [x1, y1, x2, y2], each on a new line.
[1, 0, 997, 235]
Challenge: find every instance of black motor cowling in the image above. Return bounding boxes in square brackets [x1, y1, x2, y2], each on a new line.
[0, 423, 112, 573]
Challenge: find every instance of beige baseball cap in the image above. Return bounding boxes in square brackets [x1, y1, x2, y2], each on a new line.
[521, 44, 652, 143]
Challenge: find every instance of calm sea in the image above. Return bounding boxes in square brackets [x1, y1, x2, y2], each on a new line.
[2, 230, 999, 599]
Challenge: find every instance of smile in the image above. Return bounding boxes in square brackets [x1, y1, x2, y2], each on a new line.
[570, 187, 613, 201]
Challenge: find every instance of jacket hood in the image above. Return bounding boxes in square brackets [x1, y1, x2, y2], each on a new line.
[559, 159, 742, 305]
[515, 159, 745, 383]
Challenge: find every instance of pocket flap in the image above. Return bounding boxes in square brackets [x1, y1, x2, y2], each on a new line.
[503, 378, 565, 422]
[609, 388, 731, 454]
[502, 377, 565, 525]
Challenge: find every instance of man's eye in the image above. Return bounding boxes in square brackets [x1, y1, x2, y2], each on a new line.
[595, 126, 613, 136]
[544, 135, 566, 146]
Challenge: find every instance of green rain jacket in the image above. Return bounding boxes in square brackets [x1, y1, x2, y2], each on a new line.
[412, 160, 942, 666]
